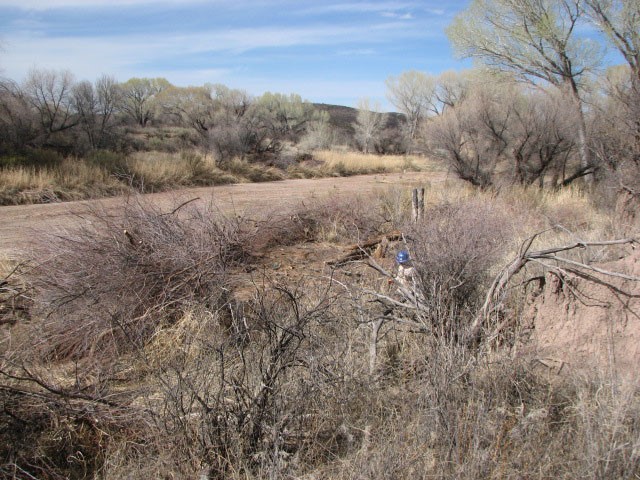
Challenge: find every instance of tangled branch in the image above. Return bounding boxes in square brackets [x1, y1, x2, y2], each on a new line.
[470, 233, 639, 344]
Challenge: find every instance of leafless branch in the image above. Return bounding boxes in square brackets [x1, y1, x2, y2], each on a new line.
[471, 232, 639, 345]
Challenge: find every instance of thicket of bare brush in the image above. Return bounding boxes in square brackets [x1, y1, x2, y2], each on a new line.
[1, 185, 639, 479]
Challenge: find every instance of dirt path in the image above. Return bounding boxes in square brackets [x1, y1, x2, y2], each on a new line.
[0, 171, 447, 259]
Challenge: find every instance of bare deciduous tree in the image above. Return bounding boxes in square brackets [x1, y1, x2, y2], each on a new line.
[386, 70, 436, 151]
[426, 79, 578, 188]
[353, 98, 386, 154]
[0, 78, 38, 151]
[433, 69, 474, 113]
[23, 68, 78, 145]
[585, 0, 640, 80]
[585, 0, 640, 162]
[160, 85, 217, 135]
[298, 110, 334, 152]
[72, 75, 120, 150]
[590, 65, 640, 201]
[119, 77, 171, 127]
[426, 80, 514, 188]
[447, 0, 602, 182]
[509, 88, 577, 187]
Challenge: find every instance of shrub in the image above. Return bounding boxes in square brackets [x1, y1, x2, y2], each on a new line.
[0, 387, 145, 480]
[136, 278, 355, 478]
[27, 198, 254, 362]
[4, 186, 638, 480]
[403, 197, 513, 337]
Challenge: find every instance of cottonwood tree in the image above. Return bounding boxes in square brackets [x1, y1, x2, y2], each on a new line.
[447, 0, 601, 182]
[385, 70, 436, 151]
[161, 83, 256, 163]
[298, 110, 334, 152]
[119, 77, 171, 127]
[254, 93, 312, 141]
[585, 0, 640, 164]
[590, 66, 640, 198]
[585, 0, 640, 80]
[427, 80, 514, 188]
[211, 83, 252, 121]
[207, 85, 254, 163]
[72, 75, 120, 150]
[23, 68, 78, 146]
[433, 69, 476, 113]
[160, 85, 217, 135]
[247, 92, 317, 156]
[353, 98, 386, 154]
[509, 87, 577, 187]
[162, 86, 316, 163]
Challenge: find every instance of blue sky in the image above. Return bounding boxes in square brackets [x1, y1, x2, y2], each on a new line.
[0, 0, 471, 109]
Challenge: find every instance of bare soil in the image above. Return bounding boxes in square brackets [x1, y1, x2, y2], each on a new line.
[0, 172, 444, 260]
[525, 247, 640, 384]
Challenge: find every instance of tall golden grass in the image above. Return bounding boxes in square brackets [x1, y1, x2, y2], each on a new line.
[314, 150, 430, 175]
[0, 150, 440, 205]
[0, 160, 126, 204]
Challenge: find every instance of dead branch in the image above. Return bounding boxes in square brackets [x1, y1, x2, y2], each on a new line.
[160, 197, 201, 216]
[529, 254, 640, 282]
[0, 365, 125, 408]
[470, 233, 639, 345]
[328, 230, 402, 266]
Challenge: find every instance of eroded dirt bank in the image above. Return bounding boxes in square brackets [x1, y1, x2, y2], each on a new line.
[525, 248, 640, 384]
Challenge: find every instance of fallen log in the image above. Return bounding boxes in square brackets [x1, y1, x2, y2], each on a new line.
[328, 230, 402, 266]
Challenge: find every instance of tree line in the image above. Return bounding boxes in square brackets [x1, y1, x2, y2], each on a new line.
[0, 73, 337, 165]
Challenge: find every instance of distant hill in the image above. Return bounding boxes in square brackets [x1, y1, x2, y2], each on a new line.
[313, 103, 405, 143]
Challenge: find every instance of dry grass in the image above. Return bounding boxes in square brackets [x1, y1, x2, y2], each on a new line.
[126, 151, 220, 190]
[0, 161, 127, 204]
[0, 149, 432, 205]
[313, 150, 432, 175]
[0, 167, 56, 192]
[224, 157, 286, 182]
[423, 181, 614, 260]
[0, 152, 258, 204]
[125, 151, 283, 190]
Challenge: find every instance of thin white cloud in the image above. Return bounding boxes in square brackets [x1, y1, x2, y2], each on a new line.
[5, 20, 416, 57]
[337, 48, 377, 56]
[205, 24, 368, 52]
[150, 68, 232, 87]
[299, 2, 417, 15]
[381, 12, 414, 20]
[2, 34, 231, 84]
[1, 20, 423, 82]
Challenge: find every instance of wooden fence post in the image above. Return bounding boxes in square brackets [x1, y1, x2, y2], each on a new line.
[412, 187, 425, 223]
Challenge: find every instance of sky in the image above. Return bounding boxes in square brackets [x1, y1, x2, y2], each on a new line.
[0, 0, 472, 110]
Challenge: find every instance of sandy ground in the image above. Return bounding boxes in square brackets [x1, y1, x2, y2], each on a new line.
[0, 171, 446, 260]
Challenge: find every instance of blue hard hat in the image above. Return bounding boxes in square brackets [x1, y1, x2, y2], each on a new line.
[396, 250, 410, 264]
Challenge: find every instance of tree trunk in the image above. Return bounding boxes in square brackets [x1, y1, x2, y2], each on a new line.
[568, 81, 593, 184]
